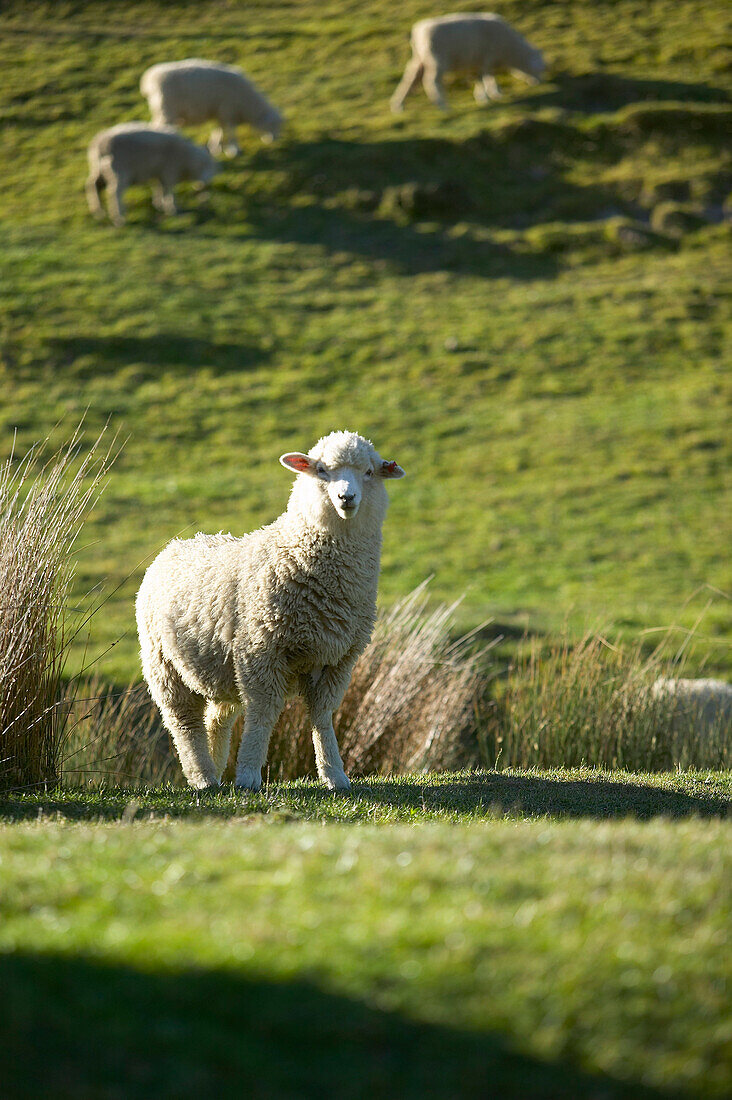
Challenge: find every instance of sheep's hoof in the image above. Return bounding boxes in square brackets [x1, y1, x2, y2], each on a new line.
[190, 780, 221, 793]
[235, 767, 262, 792]
[324, 772, 351, 794]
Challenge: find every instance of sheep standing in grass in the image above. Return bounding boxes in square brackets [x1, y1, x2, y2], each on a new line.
[140, 59, 283, 157]
[86, 123, 218, 226]
[136, 432, 405, 792]
[391, 13, 546, 113]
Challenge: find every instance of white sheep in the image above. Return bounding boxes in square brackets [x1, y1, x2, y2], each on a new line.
[86, 122, 218, 226]
[136, 431, 405, 792]
[651, 678, 732, 735]
[391, 13, 546, 113]
[140, 59, 283, 157]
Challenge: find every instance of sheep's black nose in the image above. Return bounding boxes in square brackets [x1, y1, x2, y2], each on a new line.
[339, 492, 355, 504]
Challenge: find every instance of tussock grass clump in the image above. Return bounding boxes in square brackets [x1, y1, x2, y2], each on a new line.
[0, 428, 112, 790]
[488, 629, 731, 772]
[62, 678, 176, 788]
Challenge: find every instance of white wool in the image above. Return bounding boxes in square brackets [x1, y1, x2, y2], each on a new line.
[391, 13, 546, 113]
[140, 58, 283, 157]
[136, 431, 404, 792]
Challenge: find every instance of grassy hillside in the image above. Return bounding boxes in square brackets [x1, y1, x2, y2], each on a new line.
[0, 0, 730, 680]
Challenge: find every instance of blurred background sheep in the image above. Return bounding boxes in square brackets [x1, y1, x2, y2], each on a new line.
[140, 58, 284, 156]
[391, 12, 546, 112]
[86, 122, 218, 226]
[651, 678, 732, 737]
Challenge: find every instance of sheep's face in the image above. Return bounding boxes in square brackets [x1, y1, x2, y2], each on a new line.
[281, 433, 405, 525]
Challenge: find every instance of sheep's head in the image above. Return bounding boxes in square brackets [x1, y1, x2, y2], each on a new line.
[281, 431, 405, 526]
[191, 144, 219, 183]
[515, 48, 546, 84]
[261, 110, 284, 144]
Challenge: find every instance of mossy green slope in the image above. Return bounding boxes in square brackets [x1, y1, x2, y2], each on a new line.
[0, 0, 730, 679]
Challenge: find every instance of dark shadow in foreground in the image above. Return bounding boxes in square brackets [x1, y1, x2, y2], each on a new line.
[355, 773, 731, 821]
[1, 952, 687, 1100]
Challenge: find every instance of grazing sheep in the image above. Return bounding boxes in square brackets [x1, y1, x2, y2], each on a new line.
[136, 431, 405, 792]
[86, 122, 218, 226]
[651, 678, 732, 734]
[391, 13, 546, 113]
[140, 58, 283, 156]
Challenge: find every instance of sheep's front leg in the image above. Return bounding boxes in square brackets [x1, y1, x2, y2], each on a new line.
[208, 127, 225, 156]
[235, 692, 284, 792]
[477, 73, 501, 102]
[303, 661, 355, 792]
[107, 178, 127, 227]
[153, 179, 178, 216]
[222, 125, 240, 158]
[85, 175, 105, 218]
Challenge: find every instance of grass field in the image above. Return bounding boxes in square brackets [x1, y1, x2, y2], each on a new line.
[1, 0, 730, 680]
[1, 771, 731, 1098]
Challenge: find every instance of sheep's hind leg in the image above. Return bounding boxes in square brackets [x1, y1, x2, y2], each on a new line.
[145, 655, 219, 789]
[302, 667, 351, 792]
[390, 56, 424, 113]
[205, 701, 239, 781]
[85, 173, 105, 218]
[310, 712, 350, 791]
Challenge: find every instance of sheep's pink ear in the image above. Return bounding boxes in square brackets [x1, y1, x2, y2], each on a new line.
[378, 459, 405, 479]
[280, 452, 313, 474]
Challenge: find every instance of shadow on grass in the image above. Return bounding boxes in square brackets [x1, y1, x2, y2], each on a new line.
[1, 952, 685, 1099]
[532, 71, 731, 112]
[225, 131, 614, 276]
[49, 333, 268, 379]
[359, 774, 731, 821]
[2, 773, 727, 824]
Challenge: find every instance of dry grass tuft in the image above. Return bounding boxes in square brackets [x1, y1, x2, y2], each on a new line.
[0, 427, 113, 790]
[487, 628, 731, 771]
[61, 678, 176, 787]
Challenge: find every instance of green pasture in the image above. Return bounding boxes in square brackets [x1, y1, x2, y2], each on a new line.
[2, 771, 731, 1098]
[0, 0, 730, 679]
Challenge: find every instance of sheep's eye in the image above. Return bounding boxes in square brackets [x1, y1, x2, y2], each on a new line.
[316, 464, 328, 480]
[365, 468, 373, 479]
